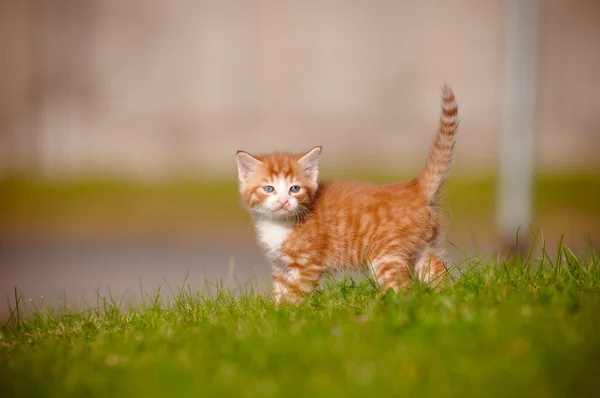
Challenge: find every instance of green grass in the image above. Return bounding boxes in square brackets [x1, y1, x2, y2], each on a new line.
[1, 244, 599, 397]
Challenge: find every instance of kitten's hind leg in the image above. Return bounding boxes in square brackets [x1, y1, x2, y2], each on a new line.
[414, 249, 448, 290]
[371, 255, 412, 294]
[272, 263, 324, 304]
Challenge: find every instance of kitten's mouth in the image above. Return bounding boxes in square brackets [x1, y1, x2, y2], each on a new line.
[270, 207, 292, 218]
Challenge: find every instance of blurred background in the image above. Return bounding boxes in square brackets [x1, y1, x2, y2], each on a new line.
[1, 0, 599, 315]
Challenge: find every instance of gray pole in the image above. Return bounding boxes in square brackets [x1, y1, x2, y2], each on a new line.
[497, 0, 540, 251]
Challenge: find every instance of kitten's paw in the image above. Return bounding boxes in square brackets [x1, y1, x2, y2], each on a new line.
[273, 292, 306, 306]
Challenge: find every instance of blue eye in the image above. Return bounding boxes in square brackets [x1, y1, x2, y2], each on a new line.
[289, 185, 301, 193]
[263, 186, 275, 193]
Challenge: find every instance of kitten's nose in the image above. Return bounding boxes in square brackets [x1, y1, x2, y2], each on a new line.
[277, 199, 289, 207]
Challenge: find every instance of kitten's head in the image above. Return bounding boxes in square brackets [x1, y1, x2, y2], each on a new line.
[235, 146, 322, 221]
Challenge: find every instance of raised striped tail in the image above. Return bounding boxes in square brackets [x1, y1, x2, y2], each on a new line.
[417, 84, 459, 202]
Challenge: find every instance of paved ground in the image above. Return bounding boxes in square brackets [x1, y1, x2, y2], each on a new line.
[0, 235, 494, 318]
[0, 239, 270, 318]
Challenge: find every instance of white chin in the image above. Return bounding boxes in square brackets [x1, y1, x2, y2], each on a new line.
[273, 209, 290, 217]
[270, 208, 294, 219]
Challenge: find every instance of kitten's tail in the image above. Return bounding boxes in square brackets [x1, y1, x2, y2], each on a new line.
[417, 84, 459, 203]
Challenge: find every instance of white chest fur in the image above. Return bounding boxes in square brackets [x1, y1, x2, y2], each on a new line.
[254, 219, 292, 263]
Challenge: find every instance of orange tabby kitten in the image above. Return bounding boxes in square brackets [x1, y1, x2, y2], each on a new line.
[236, 85, 458, 303]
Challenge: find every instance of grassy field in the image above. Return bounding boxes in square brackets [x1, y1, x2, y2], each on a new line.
[1, 244, 599, 397]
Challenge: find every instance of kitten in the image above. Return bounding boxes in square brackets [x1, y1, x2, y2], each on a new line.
[235, 85, 458, 304]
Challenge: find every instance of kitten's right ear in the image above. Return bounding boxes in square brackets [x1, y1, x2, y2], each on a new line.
[236, 150, 262, 183]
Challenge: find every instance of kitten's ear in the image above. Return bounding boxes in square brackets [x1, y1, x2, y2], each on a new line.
[236, 151, 262, 183]
[298, 146, 322, 182]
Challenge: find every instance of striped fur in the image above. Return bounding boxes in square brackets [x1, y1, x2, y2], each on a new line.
[418, 84, 459, 202]
[236, 85, 459, 303]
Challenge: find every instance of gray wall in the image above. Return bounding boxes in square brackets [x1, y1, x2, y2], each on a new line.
[1, 0, 599, 178]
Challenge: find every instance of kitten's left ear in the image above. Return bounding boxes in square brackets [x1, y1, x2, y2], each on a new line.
[236, 150, 262, 183]
[298, 146, 322, 181]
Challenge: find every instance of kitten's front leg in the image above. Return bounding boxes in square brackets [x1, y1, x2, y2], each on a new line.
[272, 262, 324, 304]
[272, 270, 291, 305]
